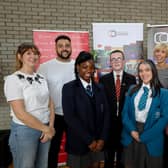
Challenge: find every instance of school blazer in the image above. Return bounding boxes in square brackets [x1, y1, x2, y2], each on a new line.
[62, 79, 110, 155]
[99, 71, 136, 118]
[121, 87, 168, 156]
[99, 71, 136, 147]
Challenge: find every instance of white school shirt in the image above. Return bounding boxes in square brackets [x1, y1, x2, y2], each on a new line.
[113, 71, 123, 85]
[4, 71, 50, 125]
[113, 71, 123, 116]
[134, 84, 152, 123]
[80, 77, 92, 90]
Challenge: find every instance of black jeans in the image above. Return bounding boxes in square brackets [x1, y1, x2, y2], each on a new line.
[48, 114, 66, 168]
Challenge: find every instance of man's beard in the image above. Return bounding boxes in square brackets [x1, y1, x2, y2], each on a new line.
[57, 50, 72, 60]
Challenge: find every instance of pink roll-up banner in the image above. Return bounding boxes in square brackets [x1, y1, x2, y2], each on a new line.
[33, 30, 89, 64]
[33, 30, 89, 166]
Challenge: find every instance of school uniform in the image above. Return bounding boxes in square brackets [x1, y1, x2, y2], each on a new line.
[121, 84, 168, 168]
[99, 71, 136, 168]
[62, 78, 110, 168]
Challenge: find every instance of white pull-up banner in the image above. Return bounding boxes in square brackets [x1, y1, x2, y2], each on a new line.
[92, 23, 143, 76]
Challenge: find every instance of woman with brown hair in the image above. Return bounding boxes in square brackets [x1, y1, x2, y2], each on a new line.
[4, 43, 55, 168]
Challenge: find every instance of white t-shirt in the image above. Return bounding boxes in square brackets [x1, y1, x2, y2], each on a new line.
[37, 58, 75, 116]
[4, 71, 50, 125]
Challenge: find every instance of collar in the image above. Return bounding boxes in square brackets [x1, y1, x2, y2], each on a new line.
[113, 71, 123, 78]
[142, 83, 150, 90]
[79, 77, 92, 89]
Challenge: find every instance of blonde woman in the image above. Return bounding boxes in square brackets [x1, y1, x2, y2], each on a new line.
[4, 43, 55, 168]
[154, 43, 168, 168]
[154, 43, 168, 88]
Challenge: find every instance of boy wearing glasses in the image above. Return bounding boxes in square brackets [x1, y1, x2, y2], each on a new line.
[99, 50, 136, 168]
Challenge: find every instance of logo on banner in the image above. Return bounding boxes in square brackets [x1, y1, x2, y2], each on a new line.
[108, 30, 128, 37]
[154, 32, 168, 44]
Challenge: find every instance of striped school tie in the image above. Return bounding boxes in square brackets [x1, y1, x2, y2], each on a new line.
[115, 75, 121, 101]
[86, 85, 93, 97]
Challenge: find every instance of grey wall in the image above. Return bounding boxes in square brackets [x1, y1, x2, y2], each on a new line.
[0, 0, 168, 129]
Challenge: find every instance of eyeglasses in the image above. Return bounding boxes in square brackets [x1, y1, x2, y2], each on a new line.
[110, 57, 123, 62]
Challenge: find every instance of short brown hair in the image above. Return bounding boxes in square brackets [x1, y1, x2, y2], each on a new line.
[16, 43, 40, 70]
[110, 50, 125, 60]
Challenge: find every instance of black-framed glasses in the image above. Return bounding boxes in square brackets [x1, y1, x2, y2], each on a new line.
[110, 57, 123, 62]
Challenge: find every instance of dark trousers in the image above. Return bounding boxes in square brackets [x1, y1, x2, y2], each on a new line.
[48, 114, 66, 168]
[0, 130, 12, 168]
[104, 146, 124, 168]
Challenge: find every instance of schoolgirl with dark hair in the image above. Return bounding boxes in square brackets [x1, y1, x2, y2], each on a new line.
[62, 51, 110, 168]
[122, 59, 168, 168]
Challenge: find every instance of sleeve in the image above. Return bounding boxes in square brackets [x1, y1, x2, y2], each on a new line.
[99, 85, 110, 141]
[62, 84, 94, 145]
[140, 89, 168, 143]
[4, 75, 24, 101]
[99, 75, 105, 85]
[122, 85, 137, 133]
[132, 75, 137, 85]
